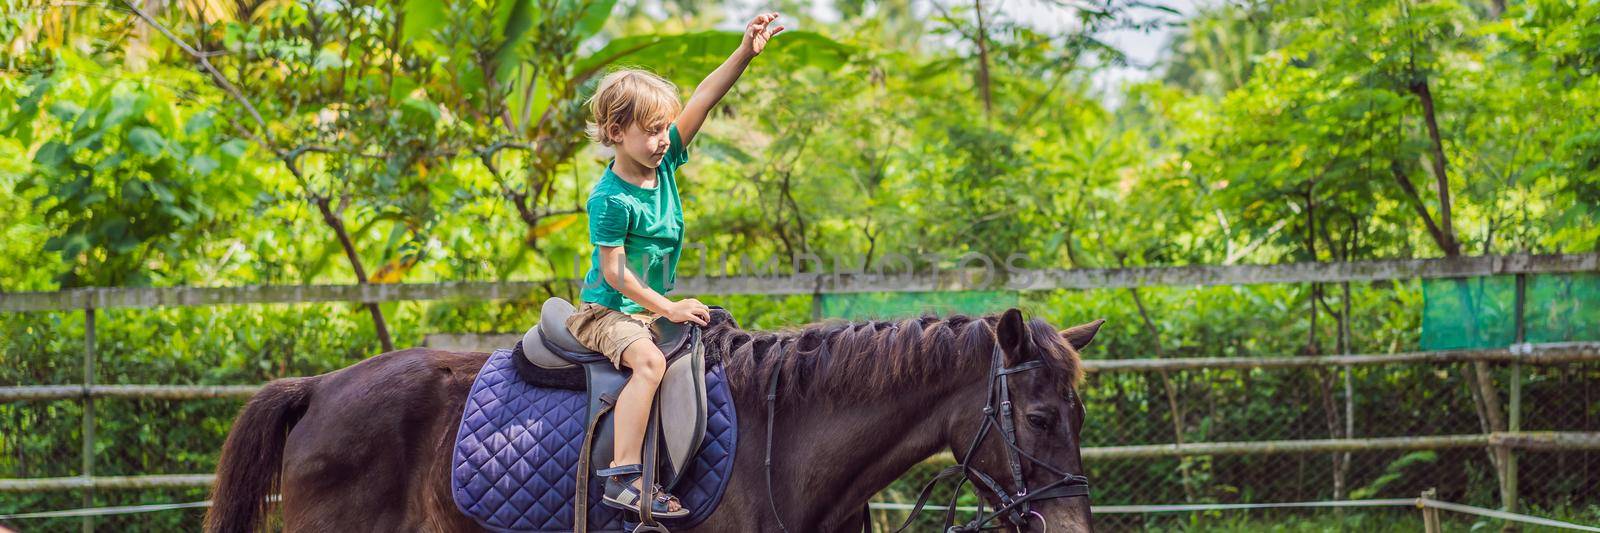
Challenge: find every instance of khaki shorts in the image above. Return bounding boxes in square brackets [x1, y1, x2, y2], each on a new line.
[565, 302, 659, 370]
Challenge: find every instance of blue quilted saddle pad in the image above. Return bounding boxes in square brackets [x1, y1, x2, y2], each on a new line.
[452, 348, 738, 532]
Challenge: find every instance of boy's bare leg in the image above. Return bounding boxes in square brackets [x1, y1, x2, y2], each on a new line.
[611, 338, 666, 494]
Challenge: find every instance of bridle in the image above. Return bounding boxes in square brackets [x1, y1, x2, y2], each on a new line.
[889, 343, 1093, 532]
[762, 341, 1091, 533]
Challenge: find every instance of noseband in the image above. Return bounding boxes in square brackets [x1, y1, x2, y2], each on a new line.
[762, 343, 1091, 533]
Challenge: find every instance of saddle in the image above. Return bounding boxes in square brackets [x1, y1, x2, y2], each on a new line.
[450, 347, 738, 532]
[520, 297, 710, 531]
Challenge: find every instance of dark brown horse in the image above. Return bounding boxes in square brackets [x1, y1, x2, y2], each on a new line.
[205, 308, 1102, 532]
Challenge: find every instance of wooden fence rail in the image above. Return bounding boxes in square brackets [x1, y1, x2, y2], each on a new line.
[6, 432, 1599, 492]
[1081, 432, 1600, 460]
[0, 385, 262, 402]
[3, 253, 1596, 312]
[5, 343, 1597, 402]
[1082, 343, 1600, 371]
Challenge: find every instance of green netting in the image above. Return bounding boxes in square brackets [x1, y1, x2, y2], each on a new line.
[1421, 273, 1600, 350]
[818, 290, 1018, 320]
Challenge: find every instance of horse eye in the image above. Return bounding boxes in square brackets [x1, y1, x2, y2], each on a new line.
[1027, 413, 1052, 430]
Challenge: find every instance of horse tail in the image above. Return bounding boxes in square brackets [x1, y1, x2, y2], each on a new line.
[205, 376, 315, 533]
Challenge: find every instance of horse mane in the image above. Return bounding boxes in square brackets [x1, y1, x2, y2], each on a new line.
[703, 309, 1084, 406]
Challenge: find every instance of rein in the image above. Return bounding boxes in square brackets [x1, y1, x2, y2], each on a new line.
[761, 342, 1091, 532]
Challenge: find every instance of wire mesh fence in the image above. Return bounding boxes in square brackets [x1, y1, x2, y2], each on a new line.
[871, 358, 1600, 531]
[3, 270, 1599, 530]
[1073, 361, 1600, 507]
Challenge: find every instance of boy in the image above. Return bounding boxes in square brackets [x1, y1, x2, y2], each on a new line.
[567, 12, 785, 518]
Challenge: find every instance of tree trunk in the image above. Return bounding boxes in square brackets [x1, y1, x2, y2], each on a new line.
[1317, 368, 1343, 499]
[1450, 277, 1511, 507]
[314, 195, 395, 353]
[1311, 282, 1347, 501]
[1303, 190, 1348, 499]
[1409, 78, 1461, 257]
[1128, 286, 1197, 503]
[973, 0, 993, 116]
[1398, 75, 1512, 507]
[1340, 281, 1355, 498]
[1389, 162, 1452, 256]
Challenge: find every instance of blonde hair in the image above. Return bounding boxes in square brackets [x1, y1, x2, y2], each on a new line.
[585, 69, 682, 147]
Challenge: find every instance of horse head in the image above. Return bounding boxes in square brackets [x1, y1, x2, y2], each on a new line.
[937, 309, 1101, 532]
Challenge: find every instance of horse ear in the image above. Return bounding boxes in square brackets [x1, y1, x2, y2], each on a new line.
[1059, 319, 1105, 351]
[997, 308, 1031, 366]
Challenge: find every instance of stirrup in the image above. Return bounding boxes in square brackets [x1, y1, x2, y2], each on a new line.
[598, 464, 690, 519]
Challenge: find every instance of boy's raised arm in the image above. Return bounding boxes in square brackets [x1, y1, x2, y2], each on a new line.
[675, 12, 785, 146]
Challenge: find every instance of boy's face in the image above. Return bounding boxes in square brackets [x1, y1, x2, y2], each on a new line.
[609, 118, 675, 169]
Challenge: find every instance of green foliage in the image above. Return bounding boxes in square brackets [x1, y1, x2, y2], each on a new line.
[1350, 451, 1436, 499]
[2, 0, 1599, 528]
[3, 61, 255, 287]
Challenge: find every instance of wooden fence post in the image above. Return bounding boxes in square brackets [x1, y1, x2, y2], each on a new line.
[1421, 488, 1441, 533]
[1505, 273, 1526, 528]
[81, 306, 96, 533]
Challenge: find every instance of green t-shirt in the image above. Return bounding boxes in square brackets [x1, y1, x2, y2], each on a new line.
[579, 123, 689, 314]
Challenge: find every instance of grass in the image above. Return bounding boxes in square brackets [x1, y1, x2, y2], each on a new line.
[1098, 505, 1600, 532]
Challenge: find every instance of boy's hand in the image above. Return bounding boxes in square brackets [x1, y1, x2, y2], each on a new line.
[740, 12, 785, 57]
[663, 298, 711, 326]
[679, 13, 782, 146]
